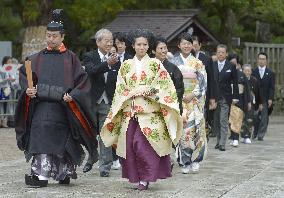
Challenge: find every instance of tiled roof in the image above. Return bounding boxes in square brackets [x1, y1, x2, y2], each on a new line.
[92, 9, 219, 44]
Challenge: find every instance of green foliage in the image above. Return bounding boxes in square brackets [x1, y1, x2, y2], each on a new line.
[1, 0, 284, 59]
[0, 1, 22, 41]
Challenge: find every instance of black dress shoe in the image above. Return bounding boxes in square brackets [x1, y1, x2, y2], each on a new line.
[258, 137, 264, 141]
[59, 176, 70, 184]
[25, 174, 48, 187]
[219, 145, 225, 151]
[215, 144, 220, 149]
[83, 162, 93, 173]
[100, 171, 109, 177]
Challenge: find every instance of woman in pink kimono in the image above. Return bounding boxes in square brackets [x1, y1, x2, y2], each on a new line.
[101, 30, 182, 190]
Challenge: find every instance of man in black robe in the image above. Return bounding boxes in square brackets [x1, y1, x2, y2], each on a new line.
[242, 64, 263, 143]
[15, 9, 97, 187]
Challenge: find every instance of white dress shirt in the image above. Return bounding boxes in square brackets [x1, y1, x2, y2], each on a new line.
[217, 60, 226, 72]
[258, 66, 266, 79]
[118, 51, 125, 63]
[97, 49, 110, 104]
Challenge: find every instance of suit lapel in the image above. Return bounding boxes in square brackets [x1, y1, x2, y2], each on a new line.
[95, 50, 106, 83]
[213, 61, 219, 81]
[262, 67, 269, 80]
[218, 60, 229, 81]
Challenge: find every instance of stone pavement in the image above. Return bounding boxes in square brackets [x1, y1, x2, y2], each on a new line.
[0, 116, 283, 198]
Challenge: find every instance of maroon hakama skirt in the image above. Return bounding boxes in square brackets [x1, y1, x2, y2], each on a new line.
[120, 118, 172, 183]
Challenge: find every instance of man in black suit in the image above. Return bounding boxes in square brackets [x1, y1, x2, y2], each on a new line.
[82, 29, 119, 177]
[114, 32, 133, 65]
[242, 64, 263, 143]
[192, 36, 217, 139]
[212, 44, 239, 151]
[252, 52, 275, 141]
[152, 36, 184, 115]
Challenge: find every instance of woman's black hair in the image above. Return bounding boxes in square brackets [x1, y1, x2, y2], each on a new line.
[153, 36, 167, 51]
[2, 56, 12, 66]
[177, 32, 195, 56]
[126, 29, 155, 55]
[177, 32, 193, 45]
[113, 32, 127, 43]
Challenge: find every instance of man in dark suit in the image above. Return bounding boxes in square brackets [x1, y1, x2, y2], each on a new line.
[114, 32, 133, 65]
[212, 44, 239, 151]
[82, 29, 119, 177]
[152, 36, 184, 115]
[252, 52, 275, 141]
[242, 64, 263, 143]
[192, 36, 217, 139]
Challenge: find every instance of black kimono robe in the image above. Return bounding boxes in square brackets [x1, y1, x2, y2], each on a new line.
[15, 48, 97, 166]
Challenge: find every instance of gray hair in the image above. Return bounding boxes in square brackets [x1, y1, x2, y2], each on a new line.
[217, 44, 228, 52]
[94, 28, 112, 42]
[242, 64, 252, 69]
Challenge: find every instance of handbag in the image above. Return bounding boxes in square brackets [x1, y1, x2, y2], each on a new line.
[229, 104, 244, 134]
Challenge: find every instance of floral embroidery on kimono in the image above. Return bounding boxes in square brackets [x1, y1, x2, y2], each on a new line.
[101, 54, 183, 159]
[178, 55, 207, 162]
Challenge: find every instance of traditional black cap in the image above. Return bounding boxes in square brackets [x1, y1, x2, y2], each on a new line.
[47, 9, 64, 33]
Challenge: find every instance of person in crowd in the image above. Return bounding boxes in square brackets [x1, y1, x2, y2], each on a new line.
[111, 33, 133, 170]
[152, 36, 184, 115]
[252, 52, 275, 141]
[242, 64, 263, 143]
[192, 36, 217, 141]
[228, 54, 251, 147]
[101, 29, 182, 190]
[212, 44, 239, 151]
[0, 56, 14, 127]
[82, 28, 119, 176]
[15, 9, 97, 187]
[170, 33, 207, 174]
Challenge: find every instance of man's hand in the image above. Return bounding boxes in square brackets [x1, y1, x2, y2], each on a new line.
[63, 93, 73, 102]
[268, 99, 273, 108]
[107, 53, 118, 66]
[183, 93, 195, 103]
[209, 99, 217, 110]
[26, 86, 37, 98]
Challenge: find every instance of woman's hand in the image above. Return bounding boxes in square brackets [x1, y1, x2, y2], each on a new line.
[26, 86, 37, 98]
[183, 93, 195, 103]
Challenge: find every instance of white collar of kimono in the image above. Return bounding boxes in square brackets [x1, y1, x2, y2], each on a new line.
[134, 54, 150, 75]
[180, 53, 192, 65]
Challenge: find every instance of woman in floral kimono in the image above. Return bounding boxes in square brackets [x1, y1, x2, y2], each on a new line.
[170, 33, 207, 174]
[101, 29, 182, 190]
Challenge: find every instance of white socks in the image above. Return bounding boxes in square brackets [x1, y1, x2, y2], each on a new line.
[139, 181, 148, 186]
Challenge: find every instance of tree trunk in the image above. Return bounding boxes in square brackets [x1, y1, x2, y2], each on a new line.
[21, 26, 46, 61]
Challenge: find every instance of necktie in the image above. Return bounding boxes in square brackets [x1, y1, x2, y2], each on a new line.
[102, 55, 107, 63]
[260, 68, 264, 79]
[218, 63, 223, 72]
